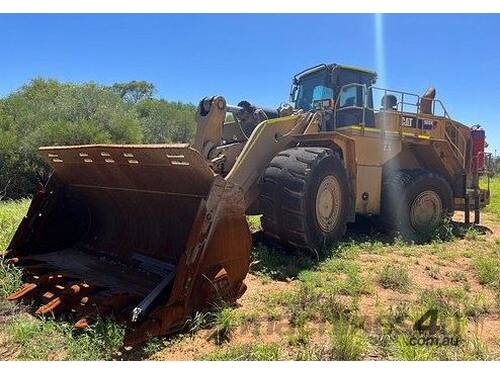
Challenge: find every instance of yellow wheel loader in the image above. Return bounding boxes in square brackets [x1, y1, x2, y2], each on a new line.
[4, 63, 489, 343]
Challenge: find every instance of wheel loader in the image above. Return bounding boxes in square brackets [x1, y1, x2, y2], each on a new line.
[4, 63, 489, 343]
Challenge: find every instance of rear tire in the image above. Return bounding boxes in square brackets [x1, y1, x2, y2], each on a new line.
[260, 147, 350, 251]
[381, 169, 454, 242]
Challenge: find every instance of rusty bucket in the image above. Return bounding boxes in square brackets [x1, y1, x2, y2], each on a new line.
[5, 144, 251, 343]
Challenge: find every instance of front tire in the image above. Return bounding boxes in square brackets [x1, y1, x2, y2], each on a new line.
[260, 147, 350, 251]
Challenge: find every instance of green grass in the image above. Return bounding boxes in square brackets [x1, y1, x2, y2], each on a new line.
[0, 199, 28, 299]
[275, 253, 370, 330]
[202, 342, 282, 360]
[375, 289, 496, 361]
[251, 244, 314, 280]
[320, 294, 361, 325]
[389, 332, 494, 361]
[0, 199, 29, 253]
[209, 306, 241, 344]
[376, 287, 492, 339]
[142, 337, 167, 357]
[473, 255, 500, 290]
[294, 344, 328, 360]
[5, 316, 69, 360]
[378, 263, 411, 292]
[1, 193, 499, 360]
[286, 324, 312, 347]
[449, 270, 468, 283]
[3, 315, 124, 360]
[483, 176, 500, 219]
[329, 319, 369, 360]
[390, 335, 438, 360]
[286, 284, 321, 327]
[298, 255, 371, 297]
[414, 287, 481, 337]
[375, 302, 412, 340]
[0, 258, 22, 298]
[255, 244, 371, 333]
[184, 311, 210, 333]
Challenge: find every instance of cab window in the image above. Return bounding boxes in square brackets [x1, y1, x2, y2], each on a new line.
[338, 85, 363, 108]
[312, 86, 334, 103]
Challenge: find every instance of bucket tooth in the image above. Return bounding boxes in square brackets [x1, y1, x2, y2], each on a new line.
[71, 295, 116, 330]
[36, 297, 63, 315]
[70, 293, 135, 329]
[7, 283, 38, 301]
[35, 283, 93, 315]
[74, 318, 90, 330]
[7, 273, 65, 302]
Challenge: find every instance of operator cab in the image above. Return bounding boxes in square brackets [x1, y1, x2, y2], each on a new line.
[290, 63, 377, 129]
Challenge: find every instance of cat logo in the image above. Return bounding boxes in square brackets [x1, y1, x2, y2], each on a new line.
[384, 142, 392, 151]
[401, 116, 414, 127]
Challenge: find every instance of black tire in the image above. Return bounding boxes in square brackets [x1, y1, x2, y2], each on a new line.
[260, 147, 350, 251]
[381, 169, 454, 242]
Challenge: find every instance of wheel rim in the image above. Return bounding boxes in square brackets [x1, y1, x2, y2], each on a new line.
[409, 190, 443, 230]
[315, 175, 342, 233]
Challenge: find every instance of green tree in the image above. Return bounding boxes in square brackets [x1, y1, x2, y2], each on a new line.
[135, 99, 196, 143]
[0, 79, 143, 198]
[0, 78, 197, 199]
[111, 81, 154, 104]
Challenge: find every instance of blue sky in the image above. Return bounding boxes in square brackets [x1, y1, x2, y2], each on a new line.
[1, 14, 499, 150]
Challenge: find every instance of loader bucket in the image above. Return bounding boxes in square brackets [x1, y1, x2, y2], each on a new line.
[5, 144, 251, 343]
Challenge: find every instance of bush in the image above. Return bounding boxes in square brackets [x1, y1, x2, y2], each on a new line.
[0, 78, 197, 199]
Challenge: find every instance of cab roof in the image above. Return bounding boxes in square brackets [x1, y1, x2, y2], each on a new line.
[294, 63, 377, 81]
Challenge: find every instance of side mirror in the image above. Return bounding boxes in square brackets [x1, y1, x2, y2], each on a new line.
[289, 84, 298, 103]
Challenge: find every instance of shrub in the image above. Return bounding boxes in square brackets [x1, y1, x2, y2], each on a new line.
[210, 307, 240, 344]
[378, 263, 411, 292]
[329, 319, 369, 360]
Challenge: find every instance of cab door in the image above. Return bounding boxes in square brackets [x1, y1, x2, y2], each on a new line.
[334, 84, 375, 128]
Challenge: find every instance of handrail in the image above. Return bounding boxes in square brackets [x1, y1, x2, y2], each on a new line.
[437, 99, 467, 169]
[444, 127, 466, 168]
[335, 84, 469, 170]
[370, 86, 468, 169]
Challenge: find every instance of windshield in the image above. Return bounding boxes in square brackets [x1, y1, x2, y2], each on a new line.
[293, 70, 334, 110]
